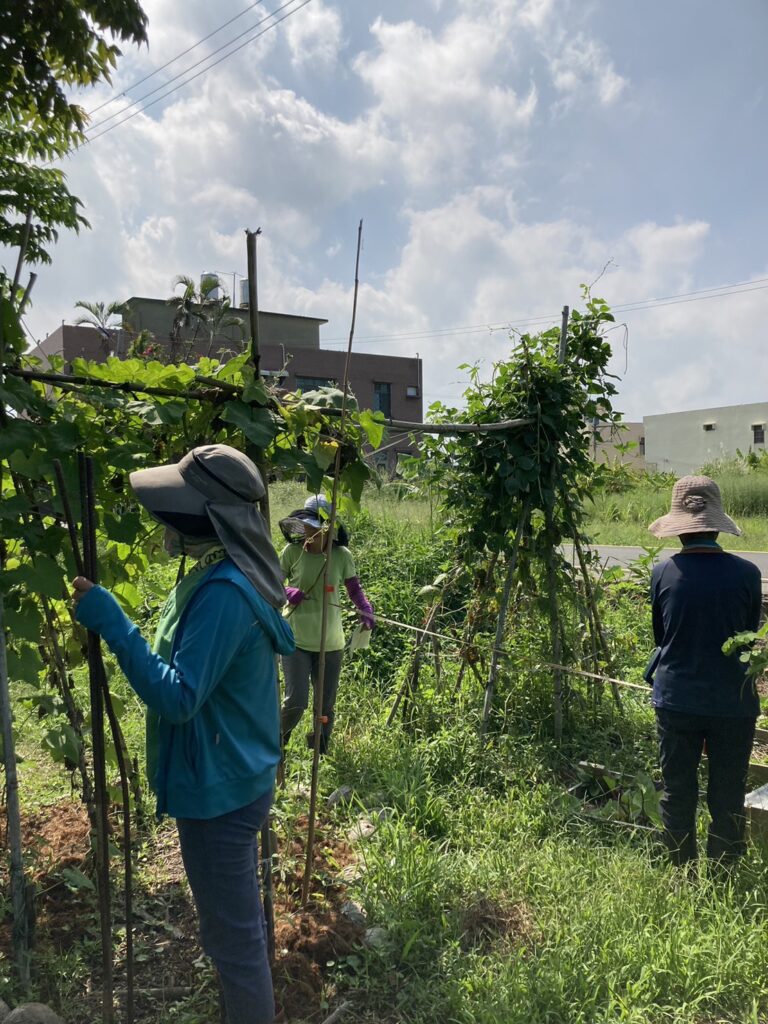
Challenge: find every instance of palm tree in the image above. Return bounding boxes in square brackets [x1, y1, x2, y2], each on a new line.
[203, 294, 245, 359]
[166, 275, 244, 362]
[167, 275, 205, 361]
[73, 299, 125, 356]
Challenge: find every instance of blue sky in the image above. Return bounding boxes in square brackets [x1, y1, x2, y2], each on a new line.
[18, 0, 768, 419]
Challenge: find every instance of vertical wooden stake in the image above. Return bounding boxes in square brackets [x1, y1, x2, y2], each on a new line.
[386, 603, 437, 726]
[547, 305, 569, 743]
[558, 305, 569, 363]
[0, 341, 31, 987]
[545, 542, 564, 743]
[246, 227, 263, 379]
[302, 220, 363, 906]
[569, 530, 623, 713]
[244, 226, 278, 962]
[0, 596, 31, 987]
[80, 454, 114, 1024]
[481, 499, 530, 736]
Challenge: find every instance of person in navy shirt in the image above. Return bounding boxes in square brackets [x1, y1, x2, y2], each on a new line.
[649, 475, 762, 867]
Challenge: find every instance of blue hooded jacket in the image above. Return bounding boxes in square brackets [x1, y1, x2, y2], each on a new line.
[76, 560, 295, 818]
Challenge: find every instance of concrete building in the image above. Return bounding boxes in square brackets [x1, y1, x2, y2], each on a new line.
[32, 286, 423, 472]
[644, 402, 768, 474]
[31, 323, 123, 364]
[591, 420, 646, 468]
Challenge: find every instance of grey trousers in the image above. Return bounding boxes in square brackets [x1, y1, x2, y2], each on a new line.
[281, 647, 344, 747]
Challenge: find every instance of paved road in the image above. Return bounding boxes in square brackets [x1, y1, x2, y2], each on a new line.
[579, 545, 768, 593]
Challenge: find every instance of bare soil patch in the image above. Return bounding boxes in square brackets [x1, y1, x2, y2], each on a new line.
[1, 801, 365, 1022]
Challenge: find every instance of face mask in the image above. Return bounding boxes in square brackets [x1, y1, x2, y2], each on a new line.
[164, 527, 185, 557]
[164, 526, 221, 560]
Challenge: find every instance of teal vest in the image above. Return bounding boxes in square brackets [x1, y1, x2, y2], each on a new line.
[147, 548, 226, 793]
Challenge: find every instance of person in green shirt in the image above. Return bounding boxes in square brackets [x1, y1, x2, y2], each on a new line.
[279, 495, 375, 753]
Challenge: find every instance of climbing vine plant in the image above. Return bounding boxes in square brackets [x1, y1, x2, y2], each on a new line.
[0, 311, 385, 786]
[416, 295, 619, 560]
[406, 295, 623, 731]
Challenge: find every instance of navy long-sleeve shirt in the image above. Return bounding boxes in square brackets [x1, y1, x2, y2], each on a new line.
[650, 548, 762, 718]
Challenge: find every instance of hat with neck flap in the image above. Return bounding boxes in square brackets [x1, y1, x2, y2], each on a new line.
[129, 444, 286, 608]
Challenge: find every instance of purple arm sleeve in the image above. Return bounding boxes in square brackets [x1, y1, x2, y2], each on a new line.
[285, 586, 305, 606]
[345, 576, 375, 629]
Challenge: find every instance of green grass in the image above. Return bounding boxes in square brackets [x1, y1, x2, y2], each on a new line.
[586, 472, 768, 551]
[322, 693, 768, 1024]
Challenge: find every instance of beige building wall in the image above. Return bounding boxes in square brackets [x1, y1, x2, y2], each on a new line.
[591, 420, 646, 468]
[645, 402, 768, 474]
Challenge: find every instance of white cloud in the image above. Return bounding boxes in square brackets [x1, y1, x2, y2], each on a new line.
[548, 34, 628, 107]
[285, 1, 343, 69]
[262, 191, 765, 423]
[354, 14, 537, 184]
[518, 0, 557, 31]
[23, 0, 764, 430]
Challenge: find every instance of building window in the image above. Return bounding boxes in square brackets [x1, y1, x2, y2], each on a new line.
[406, 385, 419, 399]
[639, 436, 645, 456]
[295, 375, 335, 391]
[753, 424, 766, 446]
[374, 381, 392, 418]
[702, 422, 716, 432]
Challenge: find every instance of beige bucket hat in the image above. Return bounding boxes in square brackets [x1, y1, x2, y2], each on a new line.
[648, 475, 741, 538]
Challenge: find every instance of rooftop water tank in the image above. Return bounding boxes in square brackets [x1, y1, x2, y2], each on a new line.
[201, 272, 220, 301]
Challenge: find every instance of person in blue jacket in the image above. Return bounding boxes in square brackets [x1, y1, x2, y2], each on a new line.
[648, 475, 762, 868]
[72, 444, 294, 1024]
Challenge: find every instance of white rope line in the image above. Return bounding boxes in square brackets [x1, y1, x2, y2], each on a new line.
[369, 613, 649, 693]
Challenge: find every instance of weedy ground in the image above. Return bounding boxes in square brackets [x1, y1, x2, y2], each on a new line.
[3, 483, 768, 1023]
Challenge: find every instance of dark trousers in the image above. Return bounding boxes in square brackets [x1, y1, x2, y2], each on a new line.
[656, 709, 755, 864]
[177, 790, 274, 1024]
[281, 647, 343, 750]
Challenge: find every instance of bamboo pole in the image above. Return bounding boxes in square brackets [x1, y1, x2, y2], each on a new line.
[480, 500, 530, 735]
[386, 603, 439, 726]
[3, 366, 224, 401]
[302, 220, 363, 906]
[547, 305, 570, 743]
[54, 459, 135, 1022]
[0, 300, 31, 987]
[545, 542, 564, 743]
[568, 529, 623, 713]
[2, 367, 532, 435]
[244, 227, 277, 964]
[246, 227, 263, 378]
[0, 595, 31, 987]
[79, 454, 115, 1024]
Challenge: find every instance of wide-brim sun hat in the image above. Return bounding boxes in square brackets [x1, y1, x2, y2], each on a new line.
[278, 495, 346, 544]
[129, 444, 286, 607]
[302, 494, 331, 529]
[130, 445, 265, 525]
[648, 474, 741, 538]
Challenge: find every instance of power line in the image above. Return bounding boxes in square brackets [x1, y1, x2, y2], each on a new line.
[84, 0, 313, 146]
[319, 276, 768, 346]
[86, 0, 287, 134]
[86, 0, 270, 118]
